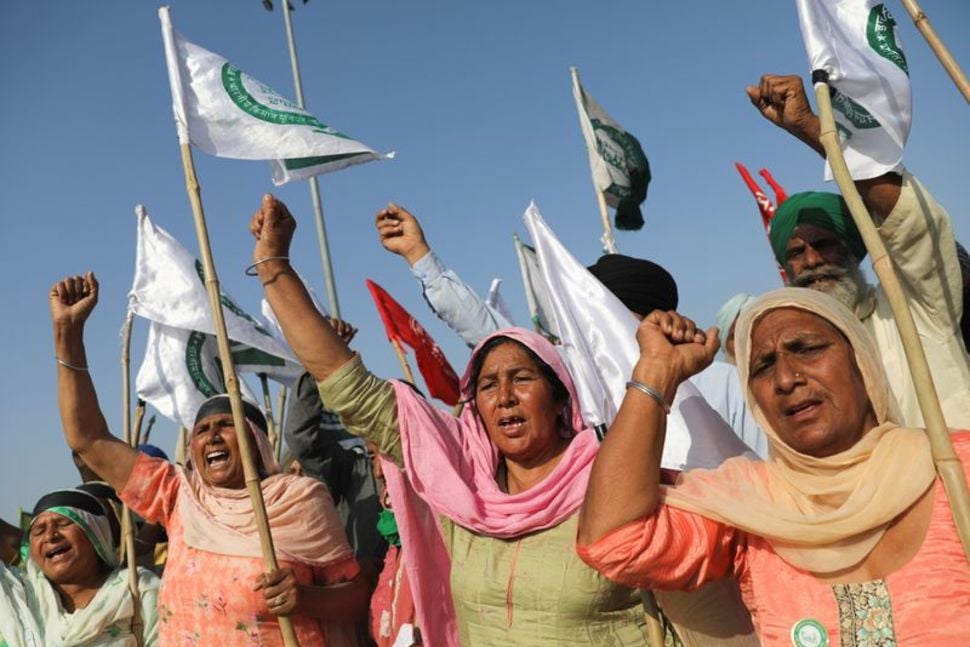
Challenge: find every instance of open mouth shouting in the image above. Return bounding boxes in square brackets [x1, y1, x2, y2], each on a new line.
[497, 415, 527, 435]
[44, 543, 73, 564]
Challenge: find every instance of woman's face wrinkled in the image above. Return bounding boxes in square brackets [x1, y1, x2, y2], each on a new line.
[748, 308, 877, 457]
[191, 413, 246, 489]
[29, 512, 102, 585]
[473, 341, 565, 465]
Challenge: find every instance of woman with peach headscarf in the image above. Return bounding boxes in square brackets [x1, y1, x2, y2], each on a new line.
[578, 287, 970, 646]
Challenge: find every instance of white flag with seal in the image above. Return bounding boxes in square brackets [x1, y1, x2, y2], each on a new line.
[136, 320, 262, 430]
[158, 7, 391, 185]
[129, 206, 303, 387]
[571, 68, 651, 231]
[795, 0, 912, 180]
[523, 202, 755, 469]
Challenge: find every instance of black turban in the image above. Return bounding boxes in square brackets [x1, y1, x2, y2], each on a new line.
[193, 394, 268, 433]
[587, 253, 678, 317]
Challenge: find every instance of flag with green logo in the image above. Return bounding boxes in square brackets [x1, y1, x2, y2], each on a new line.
[129, 207, 302, 429]
[571, 71, 651, 231]
[795, 0, 911, 180]
[159, 9, 391, 185]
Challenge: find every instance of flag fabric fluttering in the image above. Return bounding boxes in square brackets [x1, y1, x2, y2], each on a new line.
[571, 71, 651, 231]
[485, 278, 516, 328]
[136, 320, 261, 431]
[129, 207, 303, 392]
[735, 162, 789, 284]
[365, 279, 461, 406]
[158, 7, 391, 185]
[795, 0, 912, 181]
[523, 202, 755, 469]
[513, 234, 561, 341]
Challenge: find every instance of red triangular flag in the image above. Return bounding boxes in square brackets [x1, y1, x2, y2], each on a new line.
[366, 279, 461, 405]
[735, 162, 789, 285]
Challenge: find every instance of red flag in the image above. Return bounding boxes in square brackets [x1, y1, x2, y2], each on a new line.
[366, 279, 461, 405]
[735, 162, 789, 285]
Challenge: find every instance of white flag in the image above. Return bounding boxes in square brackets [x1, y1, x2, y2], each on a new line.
[571, 68, 650, 232]
[129, 206, 303, 387]
[136, 320, 261, 430]
[158, 7, 391, 185]
[485, 278, 515, 327]
[795, 0, 912, 180]
[513, 234, 560, 340]
[524, 203, 754, 469]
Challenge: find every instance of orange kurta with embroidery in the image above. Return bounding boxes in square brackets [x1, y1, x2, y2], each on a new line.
[121, 454, 358, 646]
[577, 433, 970, 646]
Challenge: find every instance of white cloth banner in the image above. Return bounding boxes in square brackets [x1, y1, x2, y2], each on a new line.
[136, 321, 261, 431]
[129, 206, 303, 388]
[795, 0, 912, 180]
[524, 203, 754, 469]
[158, 7, 391, 185]
[513, 234, 560, 339]
[485, 278, 516, 327]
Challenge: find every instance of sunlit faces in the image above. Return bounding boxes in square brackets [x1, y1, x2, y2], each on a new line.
[190, 413, 247, 489]
[473, 341, 567, 466]
[29, 511, 103, 585]
[748, 308, 877, 457]
[785, 224, 867, 310]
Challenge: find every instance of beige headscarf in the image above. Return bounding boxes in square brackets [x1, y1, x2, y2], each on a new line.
[661, 287, 936, 574]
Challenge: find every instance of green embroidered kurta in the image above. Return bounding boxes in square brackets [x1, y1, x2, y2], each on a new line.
[319, 356, 650, 645]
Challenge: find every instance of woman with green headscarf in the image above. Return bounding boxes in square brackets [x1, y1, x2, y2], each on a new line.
[0, 487, 159, 647]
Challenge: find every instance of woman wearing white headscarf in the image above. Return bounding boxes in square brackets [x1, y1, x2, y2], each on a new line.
[0, 488, 159, 647]
[578, 287, 970, 646]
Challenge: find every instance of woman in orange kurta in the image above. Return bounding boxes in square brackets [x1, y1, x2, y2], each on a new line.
[577, 288, 970, 646]
[50, 272, 369, 646]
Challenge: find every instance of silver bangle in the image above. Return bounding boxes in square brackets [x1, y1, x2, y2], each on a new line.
[245, 256, 290, 276]
[56, 357, 89, 372]
[625, 380, 670, 414]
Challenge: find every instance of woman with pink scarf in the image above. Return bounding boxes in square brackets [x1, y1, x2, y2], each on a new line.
[50, 272, 368, 646]
[252, 195, 654, 645]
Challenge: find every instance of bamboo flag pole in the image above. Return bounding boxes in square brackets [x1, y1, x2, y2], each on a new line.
[160, 8, 299, 645]
[175, 427, 188, 467]
[898, 0, 970, 103]
[814, 76, 970, 559]
[570, 67, 619, 255]
[390, 338, 416, 385]
[119, 311, 145, 647]
[132, 400, 146, 448]
[258, 373, 280, 458]
[275, 386, 288, 462]
[141, 414, 156, 446]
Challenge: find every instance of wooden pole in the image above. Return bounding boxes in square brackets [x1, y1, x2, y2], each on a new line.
[141, 413, 156, 446]
[132, 400, 147, 449]
[160, 9, 298, 641]
[390, 338, 416, 385]
[175, 427, 188, 467]
[258, 374, 280, 460]
[898, 0, 970, 103]
[275, 386, 288, 463]
[570, 67, 618, 254]
[119, 311, 144, 647]
[814, 78, 970, 559]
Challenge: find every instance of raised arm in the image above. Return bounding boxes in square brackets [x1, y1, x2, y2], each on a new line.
[51, 272, 137, 493]
[376, 203, 512, 347]
[746, 73, 902, 221]
[250, 195, 353, 382]
[578, 311, 718, 545]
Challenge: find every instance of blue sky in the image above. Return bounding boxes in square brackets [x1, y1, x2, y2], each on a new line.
[1, 1, 968, 519]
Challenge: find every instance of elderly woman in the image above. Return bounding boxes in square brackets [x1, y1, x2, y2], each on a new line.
[578, 287, 970, 646]
[251, 195, 657, 645]
[50, 273, 368, 646]
[0, 487, 159, 646]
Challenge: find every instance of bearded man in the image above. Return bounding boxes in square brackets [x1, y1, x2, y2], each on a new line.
[749, 73, 970, 428]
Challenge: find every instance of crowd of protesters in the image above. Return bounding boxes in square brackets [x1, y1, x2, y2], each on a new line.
[2, 70, 970, 647]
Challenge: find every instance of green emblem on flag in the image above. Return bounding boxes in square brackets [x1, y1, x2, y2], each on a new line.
[221, 63, 350, 138]
[831, 89, 881, 129]
[867, 5, 908, 76]
[185, 331, 220, 397]
[590, 119, 651, 231]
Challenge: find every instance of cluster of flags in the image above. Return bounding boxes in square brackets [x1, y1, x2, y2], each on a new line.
[133, 0, 920, 467]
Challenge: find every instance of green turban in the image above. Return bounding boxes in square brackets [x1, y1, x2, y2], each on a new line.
[768, 191, 866, 266]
